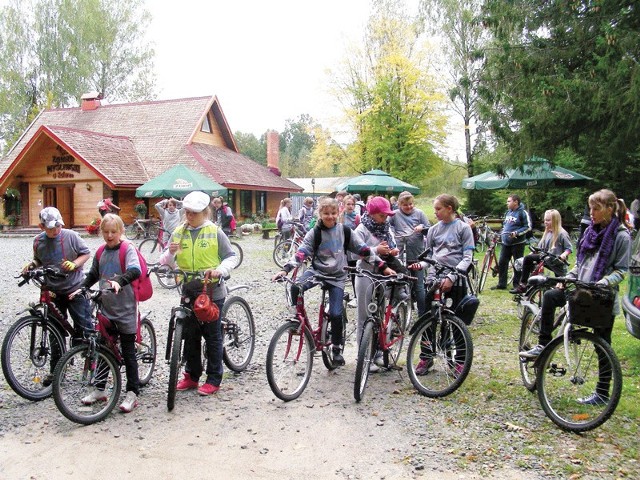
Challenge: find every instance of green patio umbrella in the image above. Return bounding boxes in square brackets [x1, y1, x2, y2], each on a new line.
[462, 157, 592, 190]
[335, 169, 420, 195]
[136, 164, 227, 199]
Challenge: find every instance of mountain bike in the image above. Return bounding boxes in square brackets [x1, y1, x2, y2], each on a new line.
[51, 287, 156, 425]
[125, 216, 161, 241]
[138, 226, 172, 265]
[474, 216, 497, 253]
[406, 257, 474, 398]
[347, 267, 415, 402]
[520, 277, 622, 432]
[164, 271, 254, 411]
[227, 235, 244, 269]
[273, 222, 307, 268]
[477, 236, 515, 293]
[266, 270, 351, 402]
[1, 267, 76, 401]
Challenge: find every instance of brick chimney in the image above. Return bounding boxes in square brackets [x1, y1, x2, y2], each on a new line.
[266, 130, 281, 176]
[81, 92, 101, 111]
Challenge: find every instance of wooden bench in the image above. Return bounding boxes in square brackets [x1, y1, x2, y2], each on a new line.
[262, 228, 278, 239]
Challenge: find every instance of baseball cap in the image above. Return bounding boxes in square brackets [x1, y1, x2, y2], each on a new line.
[182, 191, 210, 212]
[39, 207, 65, 229]
[367, 197, 395, 216]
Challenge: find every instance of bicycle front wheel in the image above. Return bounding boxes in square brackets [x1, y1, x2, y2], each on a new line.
[138, 239, 163, 266]
[1, 315, 66, 401]
[266, 321, 314, 401]
[518, 308, 539, 392]
[354, 321, 376, 402]
[137, 317, 157, 386]
[273, 240, 298, 268]
[155, 264, 182, 289]
[406, 314, 473, 398]
[477, 252, 491, 293]
[536, 330, 622, 432]
[52, 345, 122, 425]
[230, 241, 243, 269]
[222, 296, 255, 372]
[167, 320, 185, 412]
[383, 301, 409, 368]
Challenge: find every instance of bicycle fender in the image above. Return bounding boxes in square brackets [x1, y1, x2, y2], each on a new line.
[140, 311, 151, 322]
[409, 315, 432, 335]
[227, 284, 250, 294]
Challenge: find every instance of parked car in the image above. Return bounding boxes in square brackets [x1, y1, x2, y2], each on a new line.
[622, 232, 640, 339]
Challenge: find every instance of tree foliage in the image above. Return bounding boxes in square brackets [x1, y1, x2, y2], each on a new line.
[234, 131, 266, 166]
[0, 0, 155, 153]
[479, 0, 640, 201]
[330, 0, 448, 187]
[419, 0, 488, 174]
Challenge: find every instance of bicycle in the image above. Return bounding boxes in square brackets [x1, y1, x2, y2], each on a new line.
[51, 287, 157, 425]
[265, 270, 351, 402]
[406, 257, 474, 398]
[474, 216, 497, 253]
[476, 235, 516, 293]
[347, 267, 415, 402]
[125, 216, 161, 241]
[273, 221, 307, 268]
[227, 234, 244, 269]
[520, 276, 622, 432]
[164, 270, 255, 411]
[1, 267, 76, 401]
[138, 226, 172, 266]
[513, 245, 570, 320]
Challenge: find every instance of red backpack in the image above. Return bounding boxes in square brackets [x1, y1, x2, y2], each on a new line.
[96, 241, 153, 302]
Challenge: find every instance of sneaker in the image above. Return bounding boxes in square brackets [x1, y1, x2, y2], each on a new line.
[81, 388, 108, 405]
[369, 363, 380, 373]
[454, 362, 464, 377]
[347, 298, 358, 308]
[577, 392, 608, 406]
[198, 383, 220, 396]
[509, 284, 527, 294]
[332, 347, 345, 366]
[119, 391, 138, 413]
[415, 358, 434, 375]
[520, 344, 544, 359]
[176, 373, 199, 391]
[374, 351, 385, 367]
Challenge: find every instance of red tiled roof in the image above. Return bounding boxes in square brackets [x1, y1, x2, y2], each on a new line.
[47, 126, 147, 186]
[190, 144, 302, 192]
[0, 96, 300, 192]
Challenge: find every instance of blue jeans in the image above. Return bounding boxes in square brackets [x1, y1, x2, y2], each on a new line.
[184, 298, 225, 386]
[54, 291, 92, 337]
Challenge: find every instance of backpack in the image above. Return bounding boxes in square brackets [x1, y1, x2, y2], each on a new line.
[312, 224, 352, 260]
[96, 241, 153, 302]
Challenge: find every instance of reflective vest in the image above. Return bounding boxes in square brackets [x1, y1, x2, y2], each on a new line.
[172, 223, 221, 274]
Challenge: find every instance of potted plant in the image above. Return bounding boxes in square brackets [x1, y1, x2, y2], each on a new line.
[85, 218, 101, 235]
[134, 201, 147, 218]
[6, 214, 19, 227]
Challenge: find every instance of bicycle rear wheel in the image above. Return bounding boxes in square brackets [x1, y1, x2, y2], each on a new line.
[1, 315, 66, 401]
[273, 240, 298, 268]
[137, 317, 156, 386]
[406, 314, 473, 398]
[536, 330, 622, 432]
[230, 241, 243, 269]
[138, 239, 163, 266]
[167, 320, 185, 412]
[125, 223, 141, 240]
[354, 321, 376, 402]
[221, 296, 255, 372]
[518, 308, 539, 392]
[52, 344, 121, 425]
[266, 321, 314, 401]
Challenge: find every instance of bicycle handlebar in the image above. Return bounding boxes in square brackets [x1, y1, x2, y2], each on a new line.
[16, 266, 68, 287]
[528, 245, 569, 266]
[344, 266, 417, 283]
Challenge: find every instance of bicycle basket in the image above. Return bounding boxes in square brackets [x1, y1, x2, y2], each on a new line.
[567, 285, 616, 329]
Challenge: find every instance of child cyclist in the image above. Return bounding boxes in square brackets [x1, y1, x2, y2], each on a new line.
[389, 191, 431, 320]
[409, 194, 477, 375]
[75, 214, 142, 413]
[272, 197, 387, 366]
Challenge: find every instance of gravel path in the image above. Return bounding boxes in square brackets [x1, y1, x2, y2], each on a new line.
[0, 233, 632, 479]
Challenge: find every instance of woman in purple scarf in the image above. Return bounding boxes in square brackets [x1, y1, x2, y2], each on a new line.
[521, 189, 631, 404]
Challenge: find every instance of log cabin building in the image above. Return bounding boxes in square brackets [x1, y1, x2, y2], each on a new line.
[0, 94, 302, 228]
